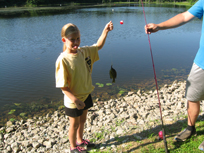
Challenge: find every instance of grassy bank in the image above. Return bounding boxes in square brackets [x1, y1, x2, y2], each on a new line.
[89, 115, 204, 153]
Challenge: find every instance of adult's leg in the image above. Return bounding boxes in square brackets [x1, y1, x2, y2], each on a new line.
[69, 116, 80, 149]
[77, 109, 88, 144]
[175, 100, 200, 141]
[188, 100, 200, 126]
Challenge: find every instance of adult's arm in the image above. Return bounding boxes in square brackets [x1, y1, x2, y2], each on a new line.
[145, 11, 195, 34]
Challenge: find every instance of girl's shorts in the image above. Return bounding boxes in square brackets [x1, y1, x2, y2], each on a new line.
[65, 94, 93, 117]
[185, 63, 204, 101]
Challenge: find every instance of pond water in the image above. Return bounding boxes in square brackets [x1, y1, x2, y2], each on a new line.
[0, 4, 202, 125]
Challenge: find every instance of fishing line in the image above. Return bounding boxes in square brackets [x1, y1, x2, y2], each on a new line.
[110, 47, 113, 66]
[140, 1, 169, 153]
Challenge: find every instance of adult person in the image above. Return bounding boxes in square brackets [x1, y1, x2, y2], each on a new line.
[145, 0, 204, 151]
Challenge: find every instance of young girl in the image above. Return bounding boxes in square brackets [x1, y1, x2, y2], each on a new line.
[55, 21, 113, 153]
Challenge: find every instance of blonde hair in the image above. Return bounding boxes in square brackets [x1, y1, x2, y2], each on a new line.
[61, 23, 80, 51]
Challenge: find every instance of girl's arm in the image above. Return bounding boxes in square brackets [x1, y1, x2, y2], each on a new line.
[61, 87, 85, 110]
[145, 11, 195, 34]
[97, 21, 113, 50]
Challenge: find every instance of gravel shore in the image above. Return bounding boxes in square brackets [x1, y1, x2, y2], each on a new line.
[1, 80, 204, 153]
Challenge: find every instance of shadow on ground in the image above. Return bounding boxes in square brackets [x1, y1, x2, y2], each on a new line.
[97, 114, 204, 152]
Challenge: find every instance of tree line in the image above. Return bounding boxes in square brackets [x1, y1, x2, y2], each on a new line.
[1, 0, 113, 7]
[0, 0, 196, 8]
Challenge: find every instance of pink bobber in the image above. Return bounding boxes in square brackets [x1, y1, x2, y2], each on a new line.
[158, 131, 163, 139]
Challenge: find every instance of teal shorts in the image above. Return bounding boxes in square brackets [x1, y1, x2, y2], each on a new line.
[185, 63, 204, 101]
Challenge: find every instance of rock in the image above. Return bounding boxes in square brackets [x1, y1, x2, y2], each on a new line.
[6, 127, 15, 133]
[32, 141, 41, 148]
[6, 121, 13, 127]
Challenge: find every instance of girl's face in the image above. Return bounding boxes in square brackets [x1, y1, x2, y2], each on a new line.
[63, 31, 81, 53]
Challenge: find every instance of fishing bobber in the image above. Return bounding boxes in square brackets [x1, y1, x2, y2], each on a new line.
[120, 20, 124, 24]
[158, 131, 163, 139]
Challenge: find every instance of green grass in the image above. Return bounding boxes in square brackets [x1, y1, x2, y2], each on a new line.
[87, 116, 204, 153]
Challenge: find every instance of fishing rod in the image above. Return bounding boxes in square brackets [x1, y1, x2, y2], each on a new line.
[140, 1, 169, 153]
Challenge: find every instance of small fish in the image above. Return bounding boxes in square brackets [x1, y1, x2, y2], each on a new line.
[109, 65, 117, 83]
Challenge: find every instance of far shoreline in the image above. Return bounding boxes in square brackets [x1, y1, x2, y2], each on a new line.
[0, 3, 110, 18]
[0, 2, 193, 18]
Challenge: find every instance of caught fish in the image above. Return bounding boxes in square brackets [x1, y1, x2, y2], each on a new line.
[109, 65, 117, 83]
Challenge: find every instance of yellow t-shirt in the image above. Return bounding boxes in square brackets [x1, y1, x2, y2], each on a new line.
[55, 45, 99, 108]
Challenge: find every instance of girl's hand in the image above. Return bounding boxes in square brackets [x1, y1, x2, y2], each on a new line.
[75, 100, 85, 110]
[97, 21, 113, 50]
[105, 21, 114, 32]
[144, 23, 159, 34]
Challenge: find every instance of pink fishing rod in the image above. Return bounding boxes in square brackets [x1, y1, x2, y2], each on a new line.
[140, 1, 169, 153]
